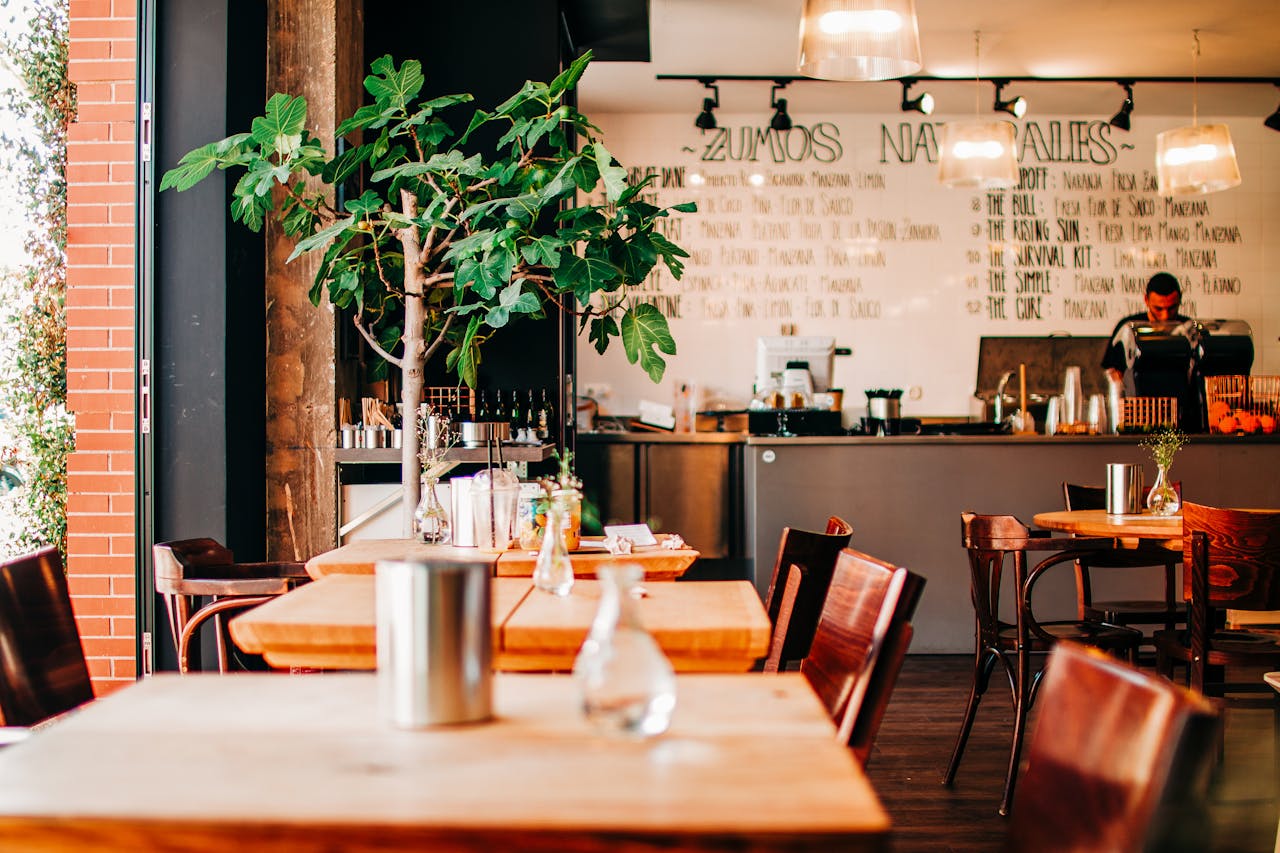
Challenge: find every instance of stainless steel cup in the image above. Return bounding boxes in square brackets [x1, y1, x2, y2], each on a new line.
[375, 558, 492, 728]
[1105, 463, 1144, 515]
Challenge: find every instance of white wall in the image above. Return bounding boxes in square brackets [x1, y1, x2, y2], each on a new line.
[576, 111, 1279, 420]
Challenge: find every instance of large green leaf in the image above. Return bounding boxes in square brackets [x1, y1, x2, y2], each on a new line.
[452, 315, 483, 388]
[322, 142, 373, 184]
[519, 236, 563, 270]
[620, 304, 676, 383]
[549, 50, 592, 99]
[612, 231, 658, 284]
[251, 93, 308, 154]
[365, 55, 424, 111]
[485, 280, 540, 328]
[344, 190, 384, 216]
[554, 253, 621, 303]
[590, 141, 627, 202]
[160, 138, 238, 192]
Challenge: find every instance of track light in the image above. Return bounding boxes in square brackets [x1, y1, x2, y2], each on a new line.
[992, 81, 1027, 119]
[900, 79, 933, 114]
[695, 80, 719, 130]
[769, 82, 792, 131]
[1266, 84, 1280, 132]
[1109, 82, 1134, 131]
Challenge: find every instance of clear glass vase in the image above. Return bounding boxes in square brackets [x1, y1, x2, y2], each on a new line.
[1145, 463, 1180, 516]
[533, 498, 574, 596]
[414, 475, 451, 543]
[573, 563, 676, 738]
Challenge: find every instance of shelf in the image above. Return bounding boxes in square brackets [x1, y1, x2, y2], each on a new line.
[335, 444, 555, 465]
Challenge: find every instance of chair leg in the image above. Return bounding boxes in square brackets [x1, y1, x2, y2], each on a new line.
[999, 643, 1033, 817]
[944, 647, 998, 786]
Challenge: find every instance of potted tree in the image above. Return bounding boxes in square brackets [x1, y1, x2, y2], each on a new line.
[161, 51, 693, 532]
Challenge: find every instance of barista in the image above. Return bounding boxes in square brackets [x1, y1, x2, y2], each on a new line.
[1101, 272, 1189, 388]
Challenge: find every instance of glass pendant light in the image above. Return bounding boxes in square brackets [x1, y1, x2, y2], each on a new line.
[938, 32, 1017, 189]
[798, 0, 922, 81]
[1156, 31, 1241, 196]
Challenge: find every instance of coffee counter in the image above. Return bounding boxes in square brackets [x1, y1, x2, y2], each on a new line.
[581, 430, 1280, 652]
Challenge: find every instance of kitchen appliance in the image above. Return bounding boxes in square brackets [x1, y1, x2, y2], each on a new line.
[975, 336, 1109, 428]
[1124, 318, 1253, 430]
[863, 389, 904, 436]
[756, 336, 837, 393]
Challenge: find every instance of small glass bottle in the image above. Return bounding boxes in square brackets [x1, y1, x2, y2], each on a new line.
[1146, 463, 1180, 516]
[573, 563, 676, 738]
[493, 389, 508, 424]
[476, 389, 491, 422]
[533, 497, 574, 596]
[414, 475, 451, 544]
[536, 389, 553, 441]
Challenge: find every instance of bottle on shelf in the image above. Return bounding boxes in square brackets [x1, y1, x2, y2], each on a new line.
[508, 390, 523, 433]
[476, 389, 491, 422]
[493, 389, 508, 424]
[536, 389, 553, 441]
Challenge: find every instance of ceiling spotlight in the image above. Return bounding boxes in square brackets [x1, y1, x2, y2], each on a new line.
[770, 81, 793, 131]
[992, 81, 1027, 119]
[900, 79, 933, 115]
[695, 80, 719, 130]
[1266, 84, 1280, 132]
[1110, 82, 1134, 131]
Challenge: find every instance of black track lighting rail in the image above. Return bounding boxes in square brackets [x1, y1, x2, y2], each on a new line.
[659, 74, 1280, 86]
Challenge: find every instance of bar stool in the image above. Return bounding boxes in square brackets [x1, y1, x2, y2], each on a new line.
[153, 538, 311, 673]
[943, 512, 1142, 816]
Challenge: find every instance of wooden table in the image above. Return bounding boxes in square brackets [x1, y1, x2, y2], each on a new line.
[306, 537, 700, 581]
[0, 673, 890, 852]
[1032, 509, 1182, 551]
[230, 574, 771, 672]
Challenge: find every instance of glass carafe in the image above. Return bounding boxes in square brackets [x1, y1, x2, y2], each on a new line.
[573, 563, 676, 737]
[1146, 463, 1180, 516]
[414, 475, 451, 544]
[533, 497, 574, 596]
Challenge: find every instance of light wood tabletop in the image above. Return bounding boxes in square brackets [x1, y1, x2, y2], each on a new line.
[306, 537, 700, 581]
[0, 673, 889, 852]
[231, 575, 771, 672]
[1032, 509, 1182, 550]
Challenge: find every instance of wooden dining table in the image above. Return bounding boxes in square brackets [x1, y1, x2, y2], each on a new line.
[306, 537, 701, 581]
[230, 574, 772, 672]
[0, 672, 889, 852]
[1032, 509, 1183, 551]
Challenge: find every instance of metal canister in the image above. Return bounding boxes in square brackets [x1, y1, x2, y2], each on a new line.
[375, 558, 492, 727]
[1105, 463, 1144, 515]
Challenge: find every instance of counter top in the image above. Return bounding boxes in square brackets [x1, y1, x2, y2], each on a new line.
[578, 431, 1280, 446]
[578, 430, 747, 444]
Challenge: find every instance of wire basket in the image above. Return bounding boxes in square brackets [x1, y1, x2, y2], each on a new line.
[1120, 397, 1179, 433]
[1204, 375, 1280, 434]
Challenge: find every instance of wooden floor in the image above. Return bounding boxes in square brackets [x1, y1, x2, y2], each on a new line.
[866, 655, 1279, 852]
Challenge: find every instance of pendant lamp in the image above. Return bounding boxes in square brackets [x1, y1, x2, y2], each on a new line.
[798, 0, 922, 81]
[1156, 31, 1241, 196]
[938, 32, 1017, 189]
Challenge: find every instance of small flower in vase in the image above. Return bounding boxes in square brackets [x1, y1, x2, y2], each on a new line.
[414, 404, 457, 542]
[1139, 426, 1185, 516]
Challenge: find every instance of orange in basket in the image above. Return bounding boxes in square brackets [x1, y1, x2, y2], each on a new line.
[1218, 415, 1238, 434]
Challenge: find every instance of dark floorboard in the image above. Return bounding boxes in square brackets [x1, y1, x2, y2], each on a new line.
[866, 655, 1279, 852]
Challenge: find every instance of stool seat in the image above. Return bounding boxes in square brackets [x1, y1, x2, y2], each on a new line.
[153, 539, 310, 673]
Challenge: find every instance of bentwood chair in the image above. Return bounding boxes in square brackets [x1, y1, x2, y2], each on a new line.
[945, 512, 1142, 816]
[761, 516, 853, 673]
[153, 539, 311, 673]
[1154, 502, 1280, 698]
[0, 546, 95, 738]
[793, 547, 925, 765]
[1006, 642, 1219, 852]
[1062, 482, 1184, 637]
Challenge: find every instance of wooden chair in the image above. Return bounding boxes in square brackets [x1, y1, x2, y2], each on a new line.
[1062, 482, 1184, 636]
[1006, 641, 1219, 852]
[153, 538, 311, 674]
[1154, 502, 1280, 697]
[761, 516, 853, 673]
[0, 546, 94, 734]
[944, 512, 1143, 816]
[793, 547, 925, 765]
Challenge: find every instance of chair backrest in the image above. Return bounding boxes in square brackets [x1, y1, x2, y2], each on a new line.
[153, 538, 236, 592]
[799, 547, 925, 764]
[0, 546, 95, 727]
[1006, 642, 1219, 852]
[761, 517, 853, 669]
[1181, 501, 1280, 610]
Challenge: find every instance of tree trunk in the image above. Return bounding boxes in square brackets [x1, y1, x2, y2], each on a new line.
[399, 189, 425, 536]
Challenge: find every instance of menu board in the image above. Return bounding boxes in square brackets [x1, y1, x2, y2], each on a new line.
[578, 112, 1277, 418]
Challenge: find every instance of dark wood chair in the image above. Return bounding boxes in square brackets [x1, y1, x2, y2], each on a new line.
[1154, 502, 1280, 697]
[793, 547, 925, 765]
[0, 546, 95, 733]
[153, 538, 311, 674]
[1005, 641, 1219, 852]
[1062, 482, 1184, 636]
[944, 512, 1143, 816]
[761, 516, 853, 673]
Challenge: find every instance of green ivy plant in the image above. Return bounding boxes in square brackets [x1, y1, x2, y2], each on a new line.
[161, 50, 693, 532]
[0, 0, 75, 559]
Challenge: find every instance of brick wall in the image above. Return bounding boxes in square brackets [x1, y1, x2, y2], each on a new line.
[66, 0, 136, 694]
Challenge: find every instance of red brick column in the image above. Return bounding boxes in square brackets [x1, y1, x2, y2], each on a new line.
[66, 0, 137, 694]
